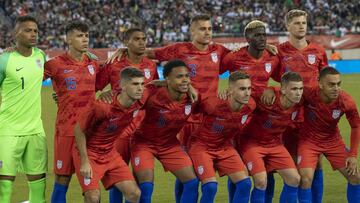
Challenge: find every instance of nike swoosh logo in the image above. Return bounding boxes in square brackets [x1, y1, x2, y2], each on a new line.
[16, 67, 24, 71]
[159, 110, 170, 113]
[64, 69, 74, 73]
[330, 38, 350, 48]
[109, 117, 120, 122]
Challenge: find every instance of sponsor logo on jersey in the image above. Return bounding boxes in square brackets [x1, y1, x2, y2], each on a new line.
[332, 109, 341, 119]
[134, 157, 140, 166]
[211, 52, 218, 63]
[198, 165, 204, 175]
[241, 115, 248, 124]
[87, 64, 95, 75]
[247, 162, 253, 171]
[144, 68, 151, 79]
[185, 104, 192, 115]
[308, 54, 316, 64]
[56, 160, 63, 169]
[265, 63, 272, 73]
[84, 177, 91, 186]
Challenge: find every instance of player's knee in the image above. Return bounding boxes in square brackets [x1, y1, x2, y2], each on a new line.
[124, 187, 141, 203]
[55, 174, 71, 185]
[300, 174, 313, 188]
[84, 191, 100, 203]
[286, 173, 301, 187]
[254, 178, 267, 190]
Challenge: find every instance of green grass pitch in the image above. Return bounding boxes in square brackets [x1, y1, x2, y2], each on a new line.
[11, 74, 360, 202]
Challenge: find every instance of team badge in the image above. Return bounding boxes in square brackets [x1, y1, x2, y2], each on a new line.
[247, 162, 253, 171]
[297, 156, 302, 165]
[291, 111, 298, 121]
[241, 115, 248, 124]
[36, 59, 42, 69]
[87, 64, 95, 75]
[56, 160, 63, 169]
[144, 68, 151, 79]
[133, 109, 139, 118]
[197, 166, 204, 175]
[265, 63, 272, 73]
[308, 54, 316, 64]
[211, 52, 218, 63]
[332, 109, 341, 119]
[134, 157, 140, 166]
[84, 177, 91, 186]
[184, 104, 192, 115]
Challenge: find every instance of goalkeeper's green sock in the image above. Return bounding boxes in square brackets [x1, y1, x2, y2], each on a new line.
[0, 179, 13, 203]
[28, 177, 46, 203]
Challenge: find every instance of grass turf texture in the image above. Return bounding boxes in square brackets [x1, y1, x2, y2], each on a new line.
[11, 74, 360, 202]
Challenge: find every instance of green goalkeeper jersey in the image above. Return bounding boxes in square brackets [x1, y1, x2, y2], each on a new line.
[0, 48, 46, 136]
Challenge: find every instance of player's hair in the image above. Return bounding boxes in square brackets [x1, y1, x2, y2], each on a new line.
[281, 72, 303, 85]
[285, 9, 308, 25]
[319, 66, 340, 80]
[229, 71, 250, 84]
[15, 15, 38, 26]
[124, 28, 144, 41]
[120, 67, 144, 82]
[163, 59, 187, 78]
[65, 21, 89, 35]
[244, 20, 266, 37]
[190, 14, 211, 25]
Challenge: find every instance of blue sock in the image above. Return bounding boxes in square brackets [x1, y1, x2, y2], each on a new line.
[265, 173, 275, 203]
[200, 182, 217, 203]
[232, 178, 251, 203]
[139, 182, 154, 203]
[175, 178, 183, 203]
[298, 188, 312, 203]
[227, 178, 236, 203]
[51, 183, 68, 203]
[311, 169, 323, 203]
[347, 182, 360, 203]
[280, 183, 298, 203]
[250, 187, 265, 203]
[109, 186, 123, 203]
[181, 178, 199, 203]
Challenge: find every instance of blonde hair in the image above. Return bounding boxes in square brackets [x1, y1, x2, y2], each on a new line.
[285, 9, 308, 25]
[244, 20, 266, 37]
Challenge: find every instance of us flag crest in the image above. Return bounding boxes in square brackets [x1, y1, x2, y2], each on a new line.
[184, 104, 192, 115]
[144, 68, 151, 79]
[308, 54, 316, 64]
[265, 63, 272, 73]
[197, 166, 204, 175]
[241, 115, 248, 124]
[211, 52, 218, 63]
[87, 64, 95, 75]
[332, 109, 341, 119]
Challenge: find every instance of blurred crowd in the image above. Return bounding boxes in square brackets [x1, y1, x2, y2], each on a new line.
[0, 0, 359, 49]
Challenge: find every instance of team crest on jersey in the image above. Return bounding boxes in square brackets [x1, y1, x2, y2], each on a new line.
[197, 166, 204, 175]
[84, 177, 91, 186]
[87, 64, 95, 75]
[247, 162, 253, 171]
[241, 115, 248, 124]
[211, 52, 218, 63]
[56, 160, 63, 169]
[291, 111, 298, 121]
[265, 63, 272, 73]
[184, 104, 192, 115]
[144, 68, 151, 79]
[332, 109, 341, 119]
[133, 109, 139, 118]
[308, 54, 316, 64]
[134, 157, 140, 166]
[36, 59, 42, 68]
[297, 156, 302, 165]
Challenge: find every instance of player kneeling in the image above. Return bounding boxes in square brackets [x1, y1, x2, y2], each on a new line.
[298, 67, 360, 202]
[188, 71, 255, 203]
[73, 67, 144, 203]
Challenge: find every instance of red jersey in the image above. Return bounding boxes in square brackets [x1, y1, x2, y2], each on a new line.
[278, 41, 328, 87]
[96, 55, 158, 91]
[192, 96, 256, 148]
[154, 42, 229, 98]
[243, 90, 302, 147]
[133, 85, 197, 146]
[221, 46, 282, 95]
[301, 87, 360, 156]
[79, 97, 144, 155]
[44, 53, 100, 137]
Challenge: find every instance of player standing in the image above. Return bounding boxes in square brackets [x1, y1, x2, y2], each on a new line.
[73, 67, 144, 203]
[188, 71, 255, 203]
[0, 16, 47, 203]
[297, 67, 360, 203]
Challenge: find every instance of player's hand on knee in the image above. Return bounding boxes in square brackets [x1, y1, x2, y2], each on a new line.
[261, 88, 276, 105]
[106, 48, 127, 64]
[346, 156, 358, 176]
[80, 160, 93, 178]
[218, 89, 229, 100]
[98, 90, 114, 104]
[265, 44, 278, 55]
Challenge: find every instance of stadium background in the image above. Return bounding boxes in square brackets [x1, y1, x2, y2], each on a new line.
[0, 0, 359, 202]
